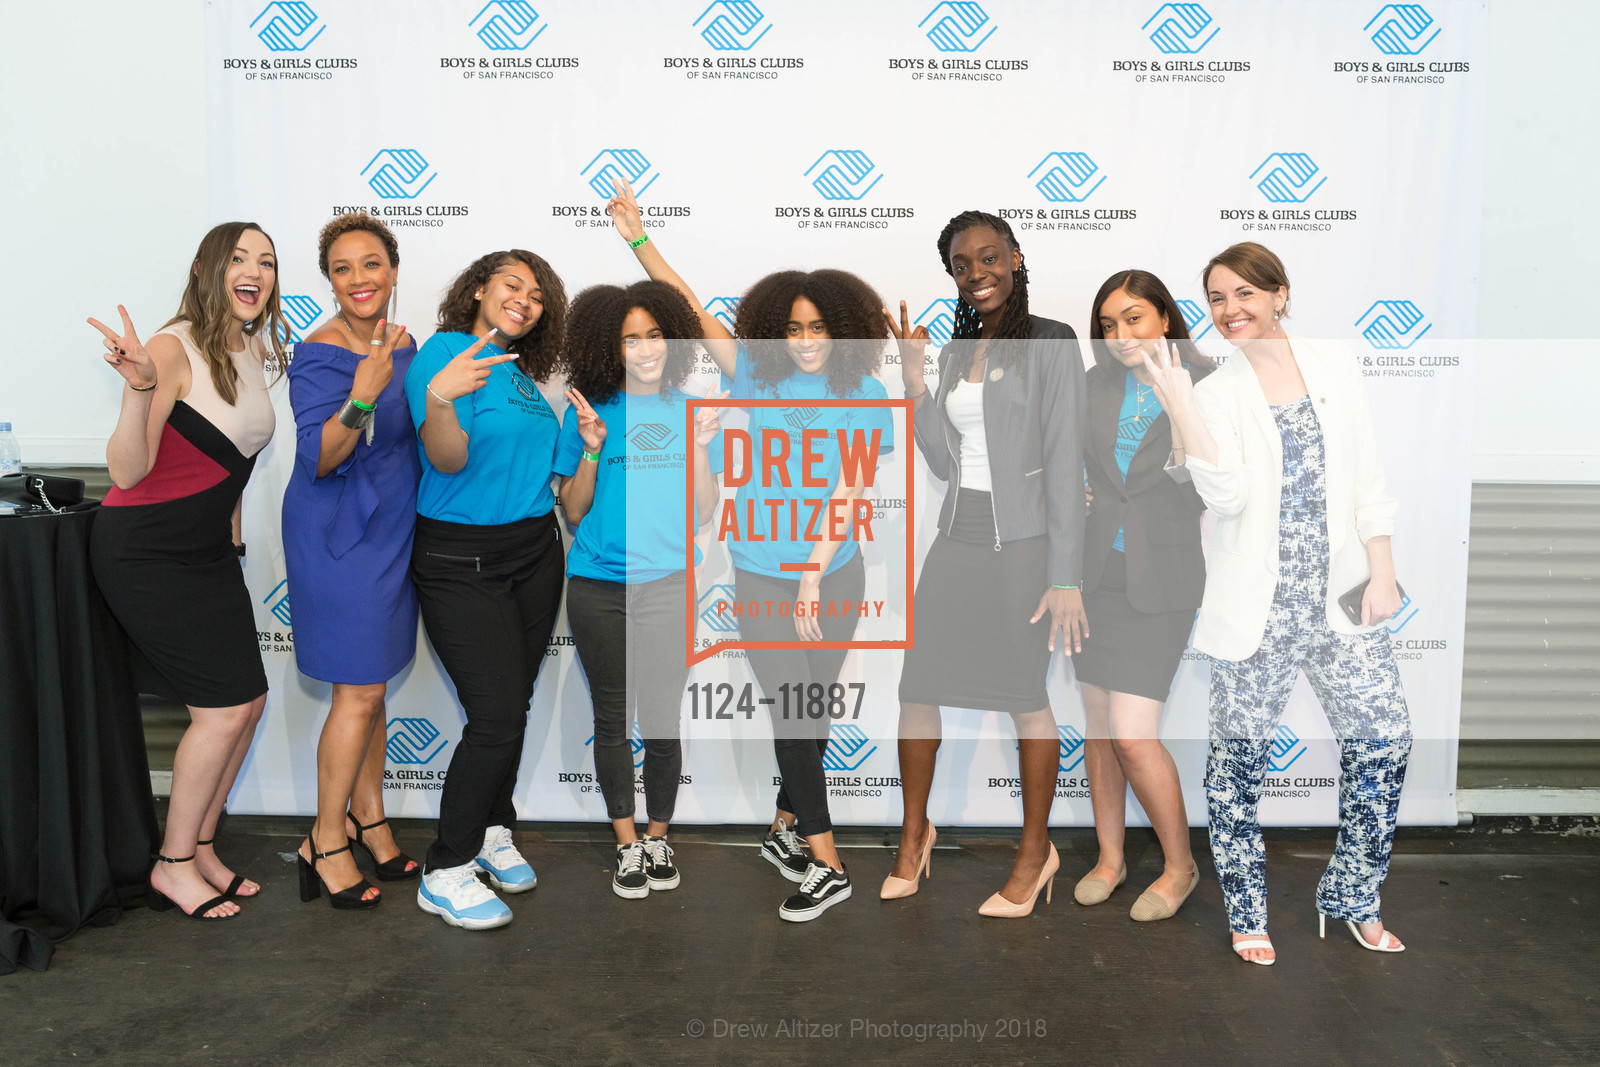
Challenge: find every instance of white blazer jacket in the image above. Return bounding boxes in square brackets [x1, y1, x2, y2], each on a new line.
[1182, 336, 1398, 662]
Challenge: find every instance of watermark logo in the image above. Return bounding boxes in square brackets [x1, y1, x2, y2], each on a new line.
[628, 423, 679, 451]
[704, 297, 741, 333]
[1356, 300, 1432, 349]
[1365, 4, 1439, 54]
[251, 2, 324, 51]
[1176, 298, 1214, 340]
[805, 150, 882, 201]
[1268, 725, 1306, 772]
[278, 294, 323, 345]
[1057, 725, 1086, 773]
[584, 725, 647, 770]
[261, 579, 292, 627]
[694, 1, 771, 50]
[1250, 153, 1325, 203]
[469, 1, 547, 50]
[361, 149, 437, 200]
[919, 2, 996, 52]
[914, 299, 961, 347]
[581, 148, 659, 199]
[698, 583, 741, 634]
[820, 724, 878, 771]
[1028, 152, 1106, 202]
[387, 717, 449, 765]
[1142, 3, 1218, 53]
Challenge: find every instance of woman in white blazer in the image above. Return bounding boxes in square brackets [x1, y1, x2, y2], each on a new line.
[1144, 242, 1412, 967]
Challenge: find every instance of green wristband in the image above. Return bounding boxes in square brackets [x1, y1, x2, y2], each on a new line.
[348, 396, 375, 411]
[1051, 584, 1078, 590]
[627, 234, 650, 250]
[582, 449, 602, 462]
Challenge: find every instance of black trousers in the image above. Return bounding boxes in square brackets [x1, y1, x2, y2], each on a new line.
[733, 554, 866, 837]
[412, 513, 565, 870]
[565, 572, 687, 824]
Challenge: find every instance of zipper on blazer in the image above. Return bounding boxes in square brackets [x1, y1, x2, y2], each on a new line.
[425, 550, 482, 572]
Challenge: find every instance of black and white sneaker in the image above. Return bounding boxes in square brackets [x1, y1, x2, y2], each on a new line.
[761, 824, 810, 883]
[613, 841, 649, 900]
[641, 835, 680, 891]
[778, 862, 852, 922]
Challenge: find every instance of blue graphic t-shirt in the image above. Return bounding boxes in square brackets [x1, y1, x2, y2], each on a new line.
[403, 331, 560, 525]
[1112, 370, 1163, 552]
[553, 387, 726, 584]
[721, 348, 894, 578]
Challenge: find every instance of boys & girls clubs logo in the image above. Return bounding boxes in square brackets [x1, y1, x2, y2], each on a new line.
[326, 150, 468, 229]
[220, 3, 357, 81]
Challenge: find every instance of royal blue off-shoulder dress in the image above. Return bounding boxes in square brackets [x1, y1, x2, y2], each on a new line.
[281, 339, 422, 684]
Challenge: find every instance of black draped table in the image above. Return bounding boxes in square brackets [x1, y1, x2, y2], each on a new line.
[0, 503, 159, 974]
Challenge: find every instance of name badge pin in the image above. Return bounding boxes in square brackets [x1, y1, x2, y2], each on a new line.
[988, 367, 1004, 382]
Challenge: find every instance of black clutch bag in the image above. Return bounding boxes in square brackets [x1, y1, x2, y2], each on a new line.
[1337, 577, 1407, 626]
[0, 472, 87, 513]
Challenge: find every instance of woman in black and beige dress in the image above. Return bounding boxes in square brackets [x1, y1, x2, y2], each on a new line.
[89, 222, 283, 922]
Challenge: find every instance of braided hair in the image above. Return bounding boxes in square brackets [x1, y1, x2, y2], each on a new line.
[935, 210, 1033, 344]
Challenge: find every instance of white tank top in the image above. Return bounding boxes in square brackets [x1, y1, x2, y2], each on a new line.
[160, 321, 276, 457]
[945, 377, 991, 492]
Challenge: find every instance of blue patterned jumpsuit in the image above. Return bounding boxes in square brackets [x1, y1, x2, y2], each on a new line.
[1206, 396, 1412, 936]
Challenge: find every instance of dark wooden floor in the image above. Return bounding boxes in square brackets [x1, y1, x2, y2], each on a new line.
[5, 819, 1598, 1066]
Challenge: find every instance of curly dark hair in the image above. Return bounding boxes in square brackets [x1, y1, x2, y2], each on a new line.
[732, 269, 889, 395]
[936, 210, 1033, 350]
[437, 250, 566, 381]
[561, 281, 702, 403]
[1088, 269, 1217, 374]
[316, 211, 399, 276]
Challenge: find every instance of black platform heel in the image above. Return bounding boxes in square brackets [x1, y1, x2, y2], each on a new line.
[349, 817, 421, 882]
[297, 841, 381, 910]
[196, 837, 256, 898]
[148, 853, 238, 921]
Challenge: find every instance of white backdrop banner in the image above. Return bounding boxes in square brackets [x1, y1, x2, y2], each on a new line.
[210, 0, 1486, 826]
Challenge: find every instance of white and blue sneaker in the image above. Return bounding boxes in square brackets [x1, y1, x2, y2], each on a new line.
[476, 825, 537, 893]
[417, 862, 512, 930]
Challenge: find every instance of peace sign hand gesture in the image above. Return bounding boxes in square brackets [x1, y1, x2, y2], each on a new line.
[1140, 338, 1194, 414]
[563, 387, 607, 452]
[429, 329, 514, 403]
[351, 319, 409, 404]
[606, 178, 645, 245]
[883, 300, 930, 394]
[694, 387, 727, 449]
[88, 305, 156, 389]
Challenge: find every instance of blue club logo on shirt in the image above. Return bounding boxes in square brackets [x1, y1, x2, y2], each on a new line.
[782, 407, 822, 429]
[627, 423, 679, 452]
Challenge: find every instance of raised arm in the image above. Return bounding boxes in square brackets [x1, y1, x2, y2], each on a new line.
[90, 306, 189, 490]
[606, 177, 738, 377]
[416, 330, 514, 475]
[556, 387, 606, 524]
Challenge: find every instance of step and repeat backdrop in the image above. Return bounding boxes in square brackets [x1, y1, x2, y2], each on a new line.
[211, 0, 1486, 825]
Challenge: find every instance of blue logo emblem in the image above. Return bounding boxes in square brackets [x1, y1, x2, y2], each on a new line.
[704, 297, 741, 333]
[694, 1, 771, 50]
[1365, 4, 1439, 54]
[1142, 3, 1218, 53]
[919, 2, 995, 51]
[278, 294, 323, 345]
[820, 724, 878, 771]
[585, 724, 646, 770]
[1387, 593, 1420, 634]
[1355, 300, 1432, 349]
[1268, 725, 1306, 772]
[387, 718, 449, 765]
[1250, 153, 1325, 203]
[1028, 152, 1106, 202]
[1057, 725, 1086, 773]
[581, 149, 659, 200]
[251, 2, 324, 51]
[628, 423, 678, 451]
[469, 1, 547, 49]
[914, 299, 961, 347]
[361, 149, 437, 200]
[805, 150, 881, 201]
[1175, 298, 1214, 340]
[261, 579, 292, 627]
[697, 583, 741, 634]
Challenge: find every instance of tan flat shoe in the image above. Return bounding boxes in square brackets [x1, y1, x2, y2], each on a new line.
[1130, 867, 1200, 922]
[1073, 863, 1127, 906]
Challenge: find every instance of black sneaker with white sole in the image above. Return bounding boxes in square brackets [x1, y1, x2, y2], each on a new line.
[641, 835, 679, 891]
[613, 841, 649, 900]
[761, 825, 810, 883]
[778, 862, 852, 922]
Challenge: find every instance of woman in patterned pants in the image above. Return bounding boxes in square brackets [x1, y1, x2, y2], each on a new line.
[1145, 242, 1412, 965]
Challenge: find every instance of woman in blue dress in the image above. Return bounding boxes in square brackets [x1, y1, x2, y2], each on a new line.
[282, 212, 422, 909]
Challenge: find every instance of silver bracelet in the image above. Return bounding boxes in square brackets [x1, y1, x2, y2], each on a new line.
[336, 397, 374, 430]
[427, 386, 452, 405]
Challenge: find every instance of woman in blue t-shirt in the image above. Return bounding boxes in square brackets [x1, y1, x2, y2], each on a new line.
[605, 178, 893, 922]
[554, 279, 723, 901]
[401, 249, 568, 931]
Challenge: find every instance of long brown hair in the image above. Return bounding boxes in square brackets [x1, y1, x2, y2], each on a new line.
[436, 250, 566, 381]
[165, 222, 287, 405]
[1088, 269, 1215, 374]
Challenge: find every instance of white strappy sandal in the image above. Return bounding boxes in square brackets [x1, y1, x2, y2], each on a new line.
[1232, 936, 1276, 965]
[1319, 912, 1405, 952]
